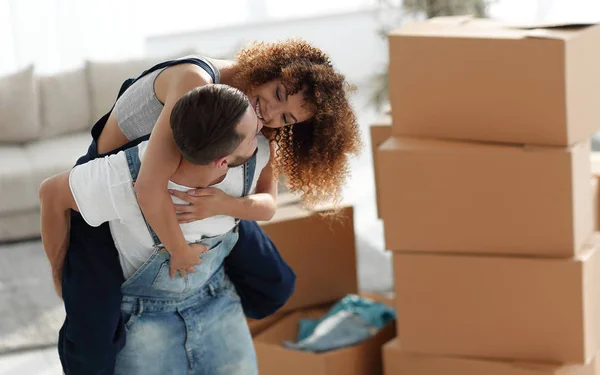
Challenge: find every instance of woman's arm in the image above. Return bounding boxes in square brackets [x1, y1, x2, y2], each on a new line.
[134, 67, 211, 278]
[221, 141, 278, 220]
[173, 142, 278, 222]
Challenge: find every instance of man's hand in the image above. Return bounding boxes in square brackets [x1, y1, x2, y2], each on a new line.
[170, 188, 233, 223]
[168, 243, 208, 279]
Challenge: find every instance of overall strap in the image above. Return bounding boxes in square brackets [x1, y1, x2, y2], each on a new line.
[235, 151, 258, 227]
[243, 150, 258, 197]
[124, 147, 161, 247]
[135, 57, 216, 86]
[91, 57, 217, 141]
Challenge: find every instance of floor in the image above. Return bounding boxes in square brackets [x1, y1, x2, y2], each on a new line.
[0, 82, 391, 374]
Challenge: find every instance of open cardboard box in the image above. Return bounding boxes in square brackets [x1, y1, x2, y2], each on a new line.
[259, 204, 358, 312]
[388, 16, 600, 146]
[254, 294, 396, 375]
[383, 339, 599, 375]
[247, 311, 290, 337]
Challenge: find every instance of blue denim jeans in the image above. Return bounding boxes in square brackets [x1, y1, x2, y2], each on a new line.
[114, 230, 257, 375]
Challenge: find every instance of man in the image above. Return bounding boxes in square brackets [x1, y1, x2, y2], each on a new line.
[39, 84, 279, 374]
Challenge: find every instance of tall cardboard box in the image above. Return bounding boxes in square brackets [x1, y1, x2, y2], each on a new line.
[388, 16, 600, 146]
[259, 204, 357, 312]
[392, 235, 600, 364]
[255, 295, 396, 375]
[377, 136, 593, 256]
[370, 115, 392, 218]
[383, 339, 599, 375]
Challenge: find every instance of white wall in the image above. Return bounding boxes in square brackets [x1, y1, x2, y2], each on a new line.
[145, 9, 390, 86]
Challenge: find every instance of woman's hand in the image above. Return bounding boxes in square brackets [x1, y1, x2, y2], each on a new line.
[170, 188, 233, 223]
[168, 243, 207, 279]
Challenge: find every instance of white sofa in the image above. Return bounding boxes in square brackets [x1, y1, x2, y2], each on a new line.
[0, 57, 168, 242]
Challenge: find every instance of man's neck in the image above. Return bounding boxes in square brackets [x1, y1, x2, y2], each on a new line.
[171, 162, 228, 189]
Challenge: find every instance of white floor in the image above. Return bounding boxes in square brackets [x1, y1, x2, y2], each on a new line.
[0, 348, 62, 375]
[0, 82, 391, 374]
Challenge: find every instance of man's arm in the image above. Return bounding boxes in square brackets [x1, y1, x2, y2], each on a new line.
[39, 171, 79, 297]
[39, 156, 124, 297]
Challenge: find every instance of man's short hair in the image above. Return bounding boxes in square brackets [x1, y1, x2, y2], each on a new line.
[170, 84, 249, 165]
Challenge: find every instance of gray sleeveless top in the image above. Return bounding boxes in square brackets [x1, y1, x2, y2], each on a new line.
[113, 56, 220, 140]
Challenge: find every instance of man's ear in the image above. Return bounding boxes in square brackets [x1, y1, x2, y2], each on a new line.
[214, 156, 229, 169]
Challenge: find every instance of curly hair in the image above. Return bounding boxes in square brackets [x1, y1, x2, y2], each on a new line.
[233, 39, 362, 206]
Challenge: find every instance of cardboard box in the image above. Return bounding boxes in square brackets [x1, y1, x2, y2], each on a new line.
[388, 16, 600, 146]
[370, 115, 392, 218]
[259, 204, 358, 312]
[392, 236, 600, 364]
[377, 136, 593, 256]
[255, 295, 396, 375]
[383, 339, 599, 375]
[247, 311, 289, 337]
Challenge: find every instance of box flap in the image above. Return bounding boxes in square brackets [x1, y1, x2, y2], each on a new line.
[264, 203, 352, 225]
[266, 205, 312, 224]
[255, 308, 330, 344]
[426, 15, 474, 26]
[391, 16, 598, 41]
[379, 136, 578, 154]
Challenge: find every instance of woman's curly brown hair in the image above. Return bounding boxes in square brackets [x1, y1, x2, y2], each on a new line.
[233, 39, 362, 206]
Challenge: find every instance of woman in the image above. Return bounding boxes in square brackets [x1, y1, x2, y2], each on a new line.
[96, 39, 362, 277]
[55, 39, 361, 374]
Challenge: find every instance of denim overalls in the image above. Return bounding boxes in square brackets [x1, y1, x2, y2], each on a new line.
[58, 57, 295, 375]
[113, 147, 257, 374]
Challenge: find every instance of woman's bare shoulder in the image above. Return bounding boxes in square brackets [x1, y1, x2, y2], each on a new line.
[154, 62, 212, 102]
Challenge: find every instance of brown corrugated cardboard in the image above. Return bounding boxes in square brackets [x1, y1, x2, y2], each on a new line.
[377, 136, 593, 256]
[259, 204, 357, 312]
[247, 311, 289, 337]
[383, 339, 599, 375]
[370, 115, 392, 218]
[388, 16, 600, 146]
[392, 235, 600, 364]
[255, 295, 396, 375]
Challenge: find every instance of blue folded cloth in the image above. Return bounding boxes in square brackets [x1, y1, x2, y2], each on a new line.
[283, 294, 396, 353]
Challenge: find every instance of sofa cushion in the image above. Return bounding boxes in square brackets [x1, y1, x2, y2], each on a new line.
[39, 67, 92, 138]
[0, 210, 41, 241]
[25, 132, 92, 200]
[86, 58, 162, 121]
[0, 132, 91, 215]
[0, 145, 36, 213]
[0, 65, 40, 143]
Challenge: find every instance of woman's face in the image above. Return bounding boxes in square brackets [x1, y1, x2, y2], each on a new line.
[248, 80, 313, 129]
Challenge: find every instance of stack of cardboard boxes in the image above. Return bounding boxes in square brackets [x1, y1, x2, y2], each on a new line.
[248, 196, 397, 374]
[372, 16, 600, 374]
